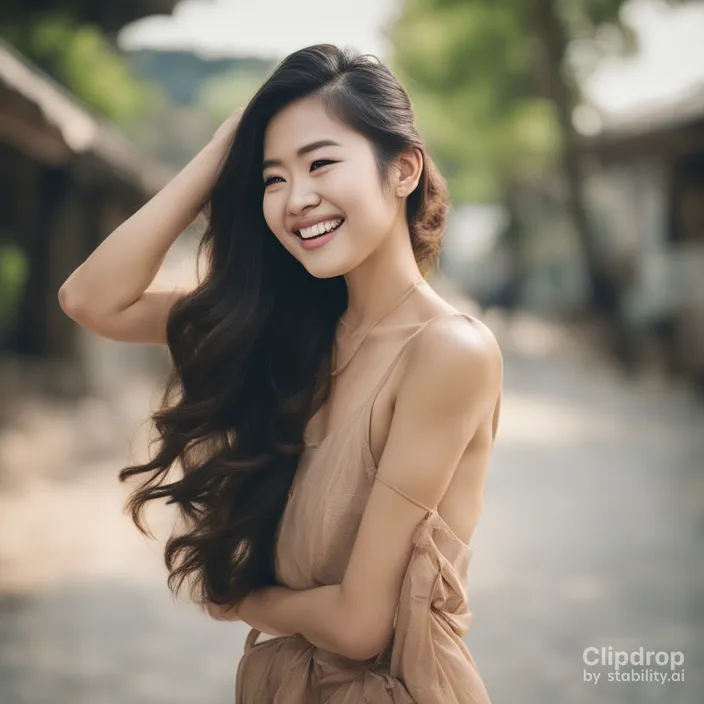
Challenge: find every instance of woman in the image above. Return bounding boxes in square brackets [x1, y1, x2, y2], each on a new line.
[59, 44, 502, 703]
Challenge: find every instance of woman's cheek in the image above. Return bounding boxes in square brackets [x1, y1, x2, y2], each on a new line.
[329, 170, 358, 199]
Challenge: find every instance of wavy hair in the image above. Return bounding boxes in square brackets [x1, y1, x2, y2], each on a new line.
[119, 44, 450, 611]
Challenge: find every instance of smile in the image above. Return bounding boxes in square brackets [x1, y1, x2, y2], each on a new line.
[294, 218, 345, 240]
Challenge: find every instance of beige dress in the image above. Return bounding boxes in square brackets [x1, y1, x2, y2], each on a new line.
[235, 313, 491, 703]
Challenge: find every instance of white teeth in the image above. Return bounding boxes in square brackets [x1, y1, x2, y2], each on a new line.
[297, 218, 343, 239]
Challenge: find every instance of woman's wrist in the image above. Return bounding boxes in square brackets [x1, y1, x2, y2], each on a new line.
[210, 107, 244, 150]
[237, 587, 297, 638]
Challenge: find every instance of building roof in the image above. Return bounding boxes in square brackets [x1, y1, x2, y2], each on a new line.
[598, 83, 704, 138]
[581, 83, 704, 158]
[0, 39, 171, 195]
[1, 1, 180, 34]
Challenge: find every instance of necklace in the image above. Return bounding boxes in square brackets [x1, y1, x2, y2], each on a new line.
[331, 276, 424, 377]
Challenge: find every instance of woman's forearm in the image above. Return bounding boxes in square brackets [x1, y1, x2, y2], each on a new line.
[58, 132, 232, 317]
[236, 585, 351, 654]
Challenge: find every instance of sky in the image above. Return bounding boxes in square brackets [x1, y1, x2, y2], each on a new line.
[584, 0, 704, 113]
[119, 0, 399, 61]
[119, 0, 704, 115]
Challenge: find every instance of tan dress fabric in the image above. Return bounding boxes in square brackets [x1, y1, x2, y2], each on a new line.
[235, 313, 491, 703]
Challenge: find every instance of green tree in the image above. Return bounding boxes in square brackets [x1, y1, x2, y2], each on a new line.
[389, 0, 690, 316]
[391, 2, 560, 203]
[2, 12, 146, 122]
[197, 62, 276, 131]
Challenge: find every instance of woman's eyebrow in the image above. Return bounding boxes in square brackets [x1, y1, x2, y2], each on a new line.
[262, 139, 341, 170]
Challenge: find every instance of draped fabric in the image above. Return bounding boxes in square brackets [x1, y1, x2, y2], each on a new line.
[235, 314, 491, 703]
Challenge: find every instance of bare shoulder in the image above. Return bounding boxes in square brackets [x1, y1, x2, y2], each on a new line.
[391, 310, 503, 433]
[408, 312, 503, 389]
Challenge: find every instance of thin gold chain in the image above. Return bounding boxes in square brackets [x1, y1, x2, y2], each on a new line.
[331, 277, 424, 377]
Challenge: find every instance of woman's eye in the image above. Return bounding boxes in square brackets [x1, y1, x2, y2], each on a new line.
[310, 159, 335, 171]
[264, 160, 335, 187]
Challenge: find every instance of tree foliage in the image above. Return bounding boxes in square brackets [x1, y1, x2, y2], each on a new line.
[388, 0, 679, 202]
[198, 63, 275, 129]
[2, 12, 146, 122]
[389, 1, 553, 201]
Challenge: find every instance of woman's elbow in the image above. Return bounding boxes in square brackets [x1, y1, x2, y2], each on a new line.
[58, 282, 83, 319]
[339, 614, 393, 661]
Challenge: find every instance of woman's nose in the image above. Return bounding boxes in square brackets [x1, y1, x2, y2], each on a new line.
[286, 179, 320, 215]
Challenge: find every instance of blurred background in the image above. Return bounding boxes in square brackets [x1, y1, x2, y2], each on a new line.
[0, 0, 702, 702]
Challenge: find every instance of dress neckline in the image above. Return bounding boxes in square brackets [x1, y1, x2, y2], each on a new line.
[304, 383, 374, 448]
[305, 312, 475, 448]
[332, 277, 424, 377]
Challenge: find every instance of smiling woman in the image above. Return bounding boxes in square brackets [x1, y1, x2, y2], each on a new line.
[258, 91, 431, 280]
[59, 42, 501, 703]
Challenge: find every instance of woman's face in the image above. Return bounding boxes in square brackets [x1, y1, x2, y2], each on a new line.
[262, 96, 401, 279]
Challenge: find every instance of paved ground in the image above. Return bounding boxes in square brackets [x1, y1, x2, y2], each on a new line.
[0, 305, 701, 703]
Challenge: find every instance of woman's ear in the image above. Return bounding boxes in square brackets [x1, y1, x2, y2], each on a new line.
[395, 147, 424, 198]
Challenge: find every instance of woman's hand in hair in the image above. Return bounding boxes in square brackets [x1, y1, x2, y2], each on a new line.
[212, 107, 244, 147]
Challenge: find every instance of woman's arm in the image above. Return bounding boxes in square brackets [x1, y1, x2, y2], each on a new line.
[58, 109, 242, 345]
[203, 585, 344, 645]
[218, 318, 502, 660]
[236, 584, 347, 647]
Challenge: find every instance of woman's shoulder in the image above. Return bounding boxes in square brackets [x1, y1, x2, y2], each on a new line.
[413, 308, 501, 376]
[391, 300, 502, 416]
[411, 280, 493, 338]
[410, 288, 501, 363]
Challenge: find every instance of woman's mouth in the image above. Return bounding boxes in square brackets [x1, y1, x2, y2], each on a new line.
[293, 217, 344, 240]
[293, 218, 345, 250]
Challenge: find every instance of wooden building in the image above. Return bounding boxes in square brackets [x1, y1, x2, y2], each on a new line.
[581, 85, 704, 388]
[0, 39, 171, 395]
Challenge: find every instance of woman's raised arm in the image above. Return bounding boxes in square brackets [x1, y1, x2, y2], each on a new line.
[58, 109, 242, 346]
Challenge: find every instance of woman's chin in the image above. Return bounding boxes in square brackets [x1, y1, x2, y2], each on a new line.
[303, 261, 349, 280]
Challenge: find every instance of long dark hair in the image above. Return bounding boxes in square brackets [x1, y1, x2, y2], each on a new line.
[119, 44, 450, 610]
